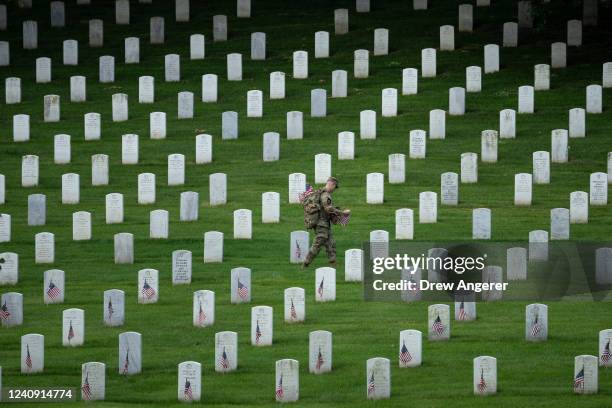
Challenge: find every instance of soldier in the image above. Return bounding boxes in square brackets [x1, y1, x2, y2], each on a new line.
[302, 177, 350, 269]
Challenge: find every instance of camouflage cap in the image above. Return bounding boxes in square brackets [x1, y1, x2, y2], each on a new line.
[327, 176, 339, 188]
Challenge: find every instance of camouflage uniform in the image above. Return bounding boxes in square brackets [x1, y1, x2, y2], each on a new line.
[304, 189, 343, 266]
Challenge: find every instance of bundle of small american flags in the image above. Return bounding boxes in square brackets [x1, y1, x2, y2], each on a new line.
[333, 211, 351, 226]
[298, 184, 314, 203]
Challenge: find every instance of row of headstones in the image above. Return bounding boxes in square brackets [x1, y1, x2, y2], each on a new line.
[14, 45, 612, 90]
[0, 0, 600, 63]
[4, 160, 609, 235]
[11, 151, 609, 207]
[0, 352, 601, 402]
[4, 215, 610, 283]
[360, 164, 608, 205]
[6, 103, 598, 148]
[3, 53, 607, 106]
[0, 226, 612, 284]
[4, 175, 606, 245]
[13, 80, 606, 127]
[1, 267, 339, 324]
[6, 301, 600, 354]
[2, 0, 252, 32]
[6, 314, 609, 399]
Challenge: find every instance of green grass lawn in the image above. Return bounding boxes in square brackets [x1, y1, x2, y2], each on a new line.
[1, 0, 611, 406]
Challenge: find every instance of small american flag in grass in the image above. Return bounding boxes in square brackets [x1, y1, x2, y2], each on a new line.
[141, 279, 156, 299]
[122, 349, 130, 374]
[298, 184, 314, 204]
[107, 299, 114, 321]
[367, 372, 375, 396]
[275, 375, 284, 399]
[530, 314, 542, 337]
[432, 315, 445, 336]
[290, 299, 297, 320]
[318, 277, 324, 298]
[477, 369, 487, 394]
[574, 367, 585, 391]
[0, 301, 10, 320]
[198, 302, 206, 326]
[255, 321, 262, 344]
[47, 280, 60, 299]
[295, 241, 302, 259]
[184, 379, 193, 400]
[237, 279, 249, 300]
[25, 344, 32, 369]
[601, 340, 611, 364]
[67, 320, 75, 342]
[81, 372, 92, 400]
[316, 347, 324, 371]
[219, 347, 230, 369]
[458, 301, 467, 321]
[400, 342, 412, 364]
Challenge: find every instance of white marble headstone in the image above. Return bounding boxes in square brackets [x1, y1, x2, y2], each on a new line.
[360, 110, 376, 139]
[290, 231, 309, 263]
[402, 68, 418, 95]
[428, 304, 450, 340]
[81, 362, 105, 401]
[309, 330, 332, 373]
[231, 267, 251, 303]
[118, 332, 141, 375]
[366, 357, 390, 399]
[190, 34, 205, 60]
[284, 287, 305, 323]
[114, 232, 133, 264]
[21, 333, 44, 373]
[201, 74, 217, 102]
[473, 356, 497, 395]
[103, 289, 124, 326]
[43, 269, 63, 303]
[506, 247, 527, 280]
[286, 111, 303, 140]
[180, 192, 199, 221]
[252, 306, 273, 346]
[461, 153, 478, 184]
[215, 331, 237, 372]
[388, 153, 405, 184]
[315, 267, 336, 302]
[209, 173, 227, 206]
[574, 355, 598, 394]
[315, 31, 329, 58]
[172, 250, 192, 284]
[63, 308, 84, 346]
[354, 49, 369, 78]
[193, 290, 214, 327]
[203, 231, 223, 263]
[367, 173, 384, 204]
[399, 329, 422, 367]
[344, 248, 363, 281]
[441, 172, 459, 205]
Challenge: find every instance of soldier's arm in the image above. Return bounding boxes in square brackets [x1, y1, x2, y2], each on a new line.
[321, 193, 343, 216]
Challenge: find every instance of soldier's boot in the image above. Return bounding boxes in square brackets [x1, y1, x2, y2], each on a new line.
[302, 252, 315, 270]
[328, 260, 337, 268]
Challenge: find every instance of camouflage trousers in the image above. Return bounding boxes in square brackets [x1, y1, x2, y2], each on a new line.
[304, 224, 336, 265]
